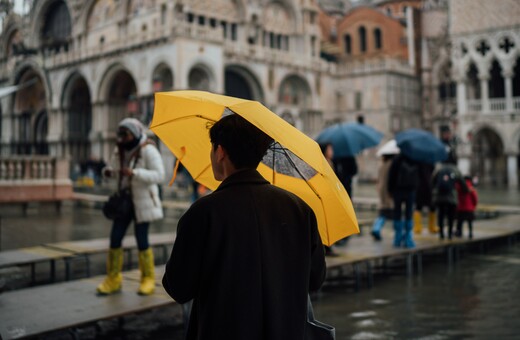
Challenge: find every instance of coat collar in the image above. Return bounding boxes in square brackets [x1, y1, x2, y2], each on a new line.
[215, 168, 269, 192]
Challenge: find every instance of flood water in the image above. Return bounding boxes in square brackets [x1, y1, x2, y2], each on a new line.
[1, 183, 519, 339]
[313, 244, 520, 340]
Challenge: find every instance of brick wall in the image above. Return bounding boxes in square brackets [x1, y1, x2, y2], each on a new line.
[450, 0, 520, 35]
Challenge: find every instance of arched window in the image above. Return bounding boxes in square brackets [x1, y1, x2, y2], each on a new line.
[374, 28, 382, 50]
[42, 1, 71, 51]
[358, 26, 366, 52]
[344, 34, 351, 54]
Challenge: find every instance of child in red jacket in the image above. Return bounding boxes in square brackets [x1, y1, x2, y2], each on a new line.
[456, 176, 478, 238]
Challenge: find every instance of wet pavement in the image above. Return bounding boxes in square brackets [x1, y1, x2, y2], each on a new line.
[0, 182, 519, 339]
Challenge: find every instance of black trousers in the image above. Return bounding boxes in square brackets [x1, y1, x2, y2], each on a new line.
[436, 203, 456, 239]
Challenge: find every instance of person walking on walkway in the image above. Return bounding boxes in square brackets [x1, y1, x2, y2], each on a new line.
[455, 175, 478, 239]
[432, 156, 467, 240]
[388, 154, 419, 248]
[413, 162, 439, 235]
[162, 114, 326, 340]
[371, 153, 395, 241]
[97, 118, 165, 295]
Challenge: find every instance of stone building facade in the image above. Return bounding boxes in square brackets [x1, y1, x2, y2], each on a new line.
[1, 0, 519, 187]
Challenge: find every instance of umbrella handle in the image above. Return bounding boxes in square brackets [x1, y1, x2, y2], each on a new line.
[169, 146, 186, 186]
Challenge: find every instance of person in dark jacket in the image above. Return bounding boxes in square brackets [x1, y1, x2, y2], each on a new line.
[388, 154, 418, 248]
[162, 113, 326, 340]
[432, 157, 468, 240]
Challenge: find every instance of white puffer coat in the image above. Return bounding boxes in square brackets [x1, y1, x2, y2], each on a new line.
[107, 142, 165, 223]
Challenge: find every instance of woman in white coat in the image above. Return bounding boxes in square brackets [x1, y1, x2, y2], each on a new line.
[97, 118, 165, 295]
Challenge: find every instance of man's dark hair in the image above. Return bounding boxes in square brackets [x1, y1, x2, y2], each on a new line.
[209, 113, 274, 169]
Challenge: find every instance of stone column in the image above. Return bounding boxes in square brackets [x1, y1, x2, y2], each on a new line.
[479, 74, 490, 113]
[503, 66, 513, 112]
[507, 154, 518, 188]
[456, 78, 467, 115]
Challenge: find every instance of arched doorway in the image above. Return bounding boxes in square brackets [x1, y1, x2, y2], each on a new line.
[149, 63, 174, 125]
[13, 69, 47, 155]
[224, 66, 263, 101]
[64, 75, 92, 166]
[188, 66, 212, 91]
[472, 127, 506, 187]
[107, 70, 137, 131]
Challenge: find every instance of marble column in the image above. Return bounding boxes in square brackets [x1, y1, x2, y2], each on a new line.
[479, 74, 490, 113]
[507, 154, 518, 188]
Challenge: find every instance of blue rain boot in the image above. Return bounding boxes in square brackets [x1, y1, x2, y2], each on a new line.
[393, 220, 403, 247]
[403, 219, 416, 248]
[371, 216, 385, 241]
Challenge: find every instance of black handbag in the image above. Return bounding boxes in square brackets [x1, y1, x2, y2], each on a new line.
[305, 295, 335, 340]
[102, 188, 133, 220]
[102, 146, 140, 220]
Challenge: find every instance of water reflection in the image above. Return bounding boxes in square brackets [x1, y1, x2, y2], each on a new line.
[313, 245, 520, 339]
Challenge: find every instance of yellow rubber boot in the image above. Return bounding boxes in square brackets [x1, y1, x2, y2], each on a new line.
[428, 211, 440, 233]
[138, 248, 155, 295]
[97, 248, 123, 295]
[413, 211, 423, 234]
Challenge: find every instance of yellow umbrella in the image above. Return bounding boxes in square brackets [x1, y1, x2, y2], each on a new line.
[150, 90, 359, 245]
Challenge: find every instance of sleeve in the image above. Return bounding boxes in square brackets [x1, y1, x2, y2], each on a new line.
[162, 205, 206, 304]
[308, 209, 326, 292]
[132, 145, 165, 185]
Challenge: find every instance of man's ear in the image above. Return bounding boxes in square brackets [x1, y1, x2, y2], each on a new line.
[216, 145, 227, 162]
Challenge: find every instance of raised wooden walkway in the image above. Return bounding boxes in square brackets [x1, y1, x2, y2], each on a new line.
[0, 215, 519, 339]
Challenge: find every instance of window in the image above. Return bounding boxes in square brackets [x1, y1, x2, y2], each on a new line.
[344, 34, 351, 54]
[374, 28, 382, 50]
[358, 26, 366, 52]
[355, 92, 363, 110]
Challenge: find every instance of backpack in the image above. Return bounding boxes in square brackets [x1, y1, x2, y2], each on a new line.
[396, 158, 418, 190]
[436, 167, 456, 194]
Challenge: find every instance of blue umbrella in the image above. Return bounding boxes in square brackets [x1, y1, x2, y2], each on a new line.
[316, 122, 384, 158]
[395, 128, 448, 164]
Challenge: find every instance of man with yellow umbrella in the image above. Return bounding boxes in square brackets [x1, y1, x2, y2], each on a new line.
[162, 113, 327, 339]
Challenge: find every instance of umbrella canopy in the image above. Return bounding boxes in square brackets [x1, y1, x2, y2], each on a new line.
[316, 122, 384, 158]
[376, 139, 400, 157]
[395, 128, 448, 164]
[150, 90, 359, 245]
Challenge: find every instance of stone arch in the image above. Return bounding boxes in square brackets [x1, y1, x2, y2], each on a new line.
[465, 62, 480, 100]
[187, 64, 215, 92]
[11, 67, 49, 155]
[488, 59, 505, 99]
[98, 64, 139, 131]
[224, 64, 264, 101]
[471, 125, 506, 187]
[278, 74, 312, 107]
[30, 0, 72, 52]
[152, 62, 174, 92]
[61, 71, 93, 166]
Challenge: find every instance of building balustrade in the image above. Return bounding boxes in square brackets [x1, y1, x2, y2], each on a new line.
[0, 157, 73, 205]
[467, 97, 520, 113]
[334, 57, 415, 76]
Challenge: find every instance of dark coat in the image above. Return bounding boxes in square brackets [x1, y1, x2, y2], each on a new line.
[415, 162, 434, 208]
[387, 155, 418, 194]
[162, 169, 326, 340]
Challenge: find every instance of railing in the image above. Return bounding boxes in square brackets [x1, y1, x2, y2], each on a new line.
[467, 99, 482, 112]
[489, 98, 506, 112]
[0, 157, 73, 203]
[334, 57, 415, 76]
[513, 97, 520, 110]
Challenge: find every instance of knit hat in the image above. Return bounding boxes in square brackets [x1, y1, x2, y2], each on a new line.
[118, 118, 144, 139]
